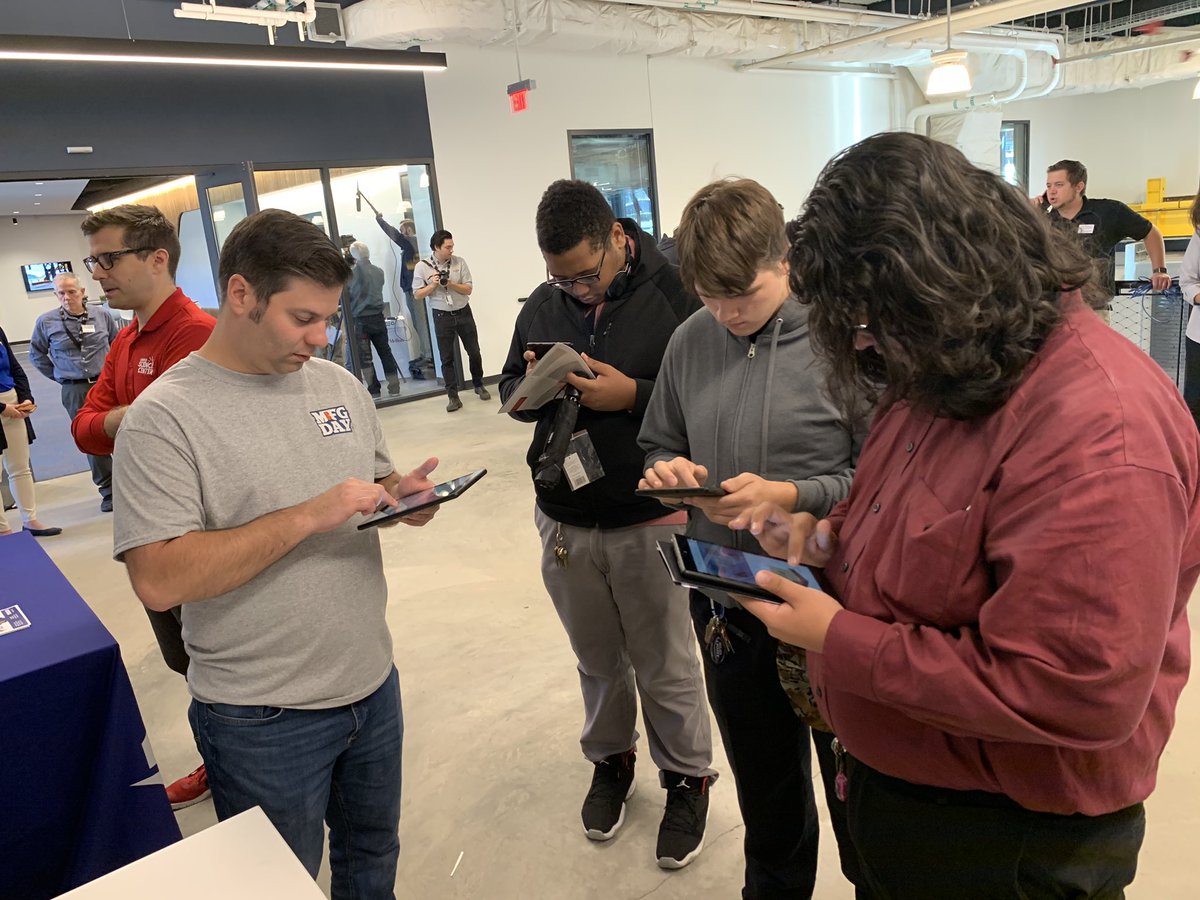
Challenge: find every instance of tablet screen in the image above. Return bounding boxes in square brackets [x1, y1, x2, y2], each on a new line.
[682, 537, 821, 592]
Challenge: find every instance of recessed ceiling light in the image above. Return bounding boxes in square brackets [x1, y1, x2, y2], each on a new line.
[12, 210, 19, 214]
[34, 202, 41, 205]
[34, 193, 42, 197]
[34, 182, 43, 185]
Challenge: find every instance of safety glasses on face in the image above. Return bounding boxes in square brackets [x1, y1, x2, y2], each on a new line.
[546, 240, 609, 292]
[83, 247, 155, 273]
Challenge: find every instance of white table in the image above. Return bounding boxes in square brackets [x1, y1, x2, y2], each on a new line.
[57, 808, 326, 899]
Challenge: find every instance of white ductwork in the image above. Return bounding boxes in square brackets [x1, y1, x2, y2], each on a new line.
[175, 1, 317, 44]
[344, 0, 1200, 98]
[907, 38, 1063, 134]
[346, 0, 872, 60]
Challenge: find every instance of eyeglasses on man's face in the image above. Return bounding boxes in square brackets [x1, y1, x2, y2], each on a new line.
[83, 247, 155, 273]
[546, 240, 609, 292]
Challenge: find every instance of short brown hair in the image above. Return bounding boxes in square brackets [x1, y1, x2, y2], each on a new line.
[81, 204, 181, 278]
[1191, 183, 1200, 233]
[675, 179, 788, 297]
[218, 209, 351, 318]
[1047, 159, 1087, 189]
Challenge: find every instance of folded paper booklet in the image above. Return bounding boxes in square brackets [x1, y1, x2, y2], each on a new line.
[0, 605, 31, 636]
[498, 342, 595, 413]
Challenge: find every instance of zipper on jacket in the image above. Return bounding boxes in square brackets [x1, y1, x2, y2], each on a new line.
[747, 342, 756, 359]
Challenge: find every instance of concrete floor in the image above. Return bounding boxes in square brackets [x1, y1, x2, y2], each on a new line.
[22, 391, 1200, 899]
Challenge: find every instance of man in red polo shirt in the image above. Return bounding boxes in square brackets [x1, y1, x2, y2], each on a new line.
[74, 204, 215, 810]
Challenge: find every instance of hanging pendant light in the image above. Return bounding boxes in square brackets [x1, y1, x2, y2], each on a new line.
[926, 0, 972, 97]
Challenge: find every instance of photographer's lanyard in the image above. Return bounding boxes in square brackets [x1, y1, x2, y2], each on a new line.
[585, 301, 606, 351]
[59, 309, 88, 352]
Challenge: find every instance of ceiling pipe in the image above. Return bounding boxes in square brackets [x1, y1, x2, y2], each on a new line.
[906, 36, 1065, 136]
[908, 49, 1030, 134]
[1056, 31, 1200, 64]
[738, 0, 1077, 71]
[174, 1, 317, 44]
[603, 0, 914, 30]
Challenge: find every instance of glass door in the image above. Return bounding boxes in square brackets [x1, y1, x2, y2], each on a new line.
[195, 162, 259, 298]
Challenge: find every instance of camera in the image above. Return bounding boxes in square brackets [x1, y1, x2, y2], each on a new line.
[534, 387, 582, 490]
[434, 266, 451, 285]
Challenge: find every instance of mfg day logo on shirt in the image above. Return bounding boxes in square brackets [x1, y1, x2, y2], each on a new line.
[310, 406, 353, 436]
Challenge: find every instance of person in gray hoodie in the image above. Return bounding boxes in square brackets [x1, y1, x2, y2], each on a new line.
[639, 178, 865, 900]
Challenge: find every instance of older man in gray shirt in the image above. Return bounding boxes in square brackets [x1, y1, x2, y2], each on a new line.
[347, 241, 402, 397]
[29, 272, 122, 511]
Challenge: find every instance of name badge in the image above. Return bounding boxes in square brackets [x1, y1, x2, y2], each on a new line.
[81, 324, 96, 334]
[1077, 224, 1095, 234]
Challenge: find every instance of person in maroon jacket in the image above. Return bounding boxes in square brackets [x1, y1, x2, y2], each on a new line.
[75, 204, 215, 811]
[731, 133, 1199, 899]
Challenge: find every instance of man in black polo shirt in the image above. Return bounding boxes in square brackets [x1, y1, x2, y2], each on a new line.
[1033, 160, 1170, 320]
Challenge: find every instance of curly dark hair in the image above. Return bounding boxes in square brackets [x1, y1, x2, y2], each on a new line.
[536, 180, 615, 255]
[788, 132, 1103, 420]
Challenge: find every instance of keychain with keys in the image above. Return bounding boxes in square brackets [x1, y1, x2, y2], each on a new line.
[703, 601, 734, 665]
[832, 736, 849, 802]
[553, 524, 569, 568]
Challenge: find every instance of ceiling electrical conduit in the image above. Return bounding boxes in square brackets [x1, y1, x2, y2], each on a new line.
[907, 42, 1063, 135]
[737, 0, 1079, 70]
[174, 1, 317, 28]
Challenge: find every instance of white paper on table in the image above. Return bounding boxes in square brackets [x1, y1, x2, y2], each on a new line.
[498, 342, 595, 414]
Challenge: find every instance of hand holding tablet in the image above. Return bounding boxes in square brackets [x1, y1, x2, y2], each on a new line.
[358, 469, 487, 530]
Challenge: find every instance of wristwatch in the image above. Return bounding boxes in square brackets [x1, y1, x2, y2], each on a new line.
[1153, 267, 1168, 274]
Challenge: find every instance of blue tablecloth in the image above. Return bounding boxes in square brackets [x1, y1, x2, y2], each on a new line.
[0, 532, 181, 898]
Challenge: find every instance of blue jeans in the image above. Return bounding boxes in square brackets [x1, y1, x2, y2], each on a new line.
[189, 668, 403, 899]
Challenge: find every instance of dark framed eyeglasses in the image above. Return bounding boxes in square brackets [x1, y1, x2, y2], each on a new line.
[83, 247, 155, 273]
[546, 240, 609, 292]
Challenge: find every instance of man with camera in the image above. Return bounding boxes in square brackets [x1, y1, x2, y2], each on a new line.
[413, 230, 487, 412]
[499, 180, 714, 870]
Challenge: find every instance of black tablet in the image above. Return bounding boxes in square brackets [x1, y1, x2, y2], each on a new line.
[635, 485, 727, 499]
[669, 533, 822, 603]
[357, 469, 487, 530]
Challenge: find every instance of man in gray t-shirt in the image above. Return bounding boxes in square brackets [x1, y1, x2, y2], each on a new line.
[113, 210, 440, 896]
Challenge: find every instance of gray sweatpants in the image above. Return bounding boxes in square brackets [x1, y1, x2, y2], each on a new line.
[535, 506, 715, 778]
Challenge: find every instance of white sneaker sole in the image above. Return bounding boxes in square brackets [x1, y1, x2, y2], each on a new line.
[169, 788, 212, 811]
[656, 802, 709, 869]
[656, 833, 704, 869]
[583, 780, 637, 841]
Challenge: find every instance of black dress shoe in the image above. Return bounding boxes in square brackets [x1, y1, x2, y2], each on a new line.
[100, 497, 114, 513]
[28, 526, 63, 537]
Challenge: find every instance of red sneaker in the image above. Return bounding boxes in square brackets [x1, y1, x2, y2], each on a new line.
[166, 763, 210, 810]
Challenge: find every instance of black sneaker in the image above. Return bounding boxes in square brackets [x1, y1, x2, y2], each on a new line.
[582, 749, 636, 841]
[475, 386, 492, 401]
[446, 394, 463, 412]
[656, 772, 712, 869]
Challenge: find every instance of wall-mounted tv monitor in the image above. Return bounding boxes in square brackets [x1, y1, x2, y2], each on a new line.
[22, 260, 73, 293]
